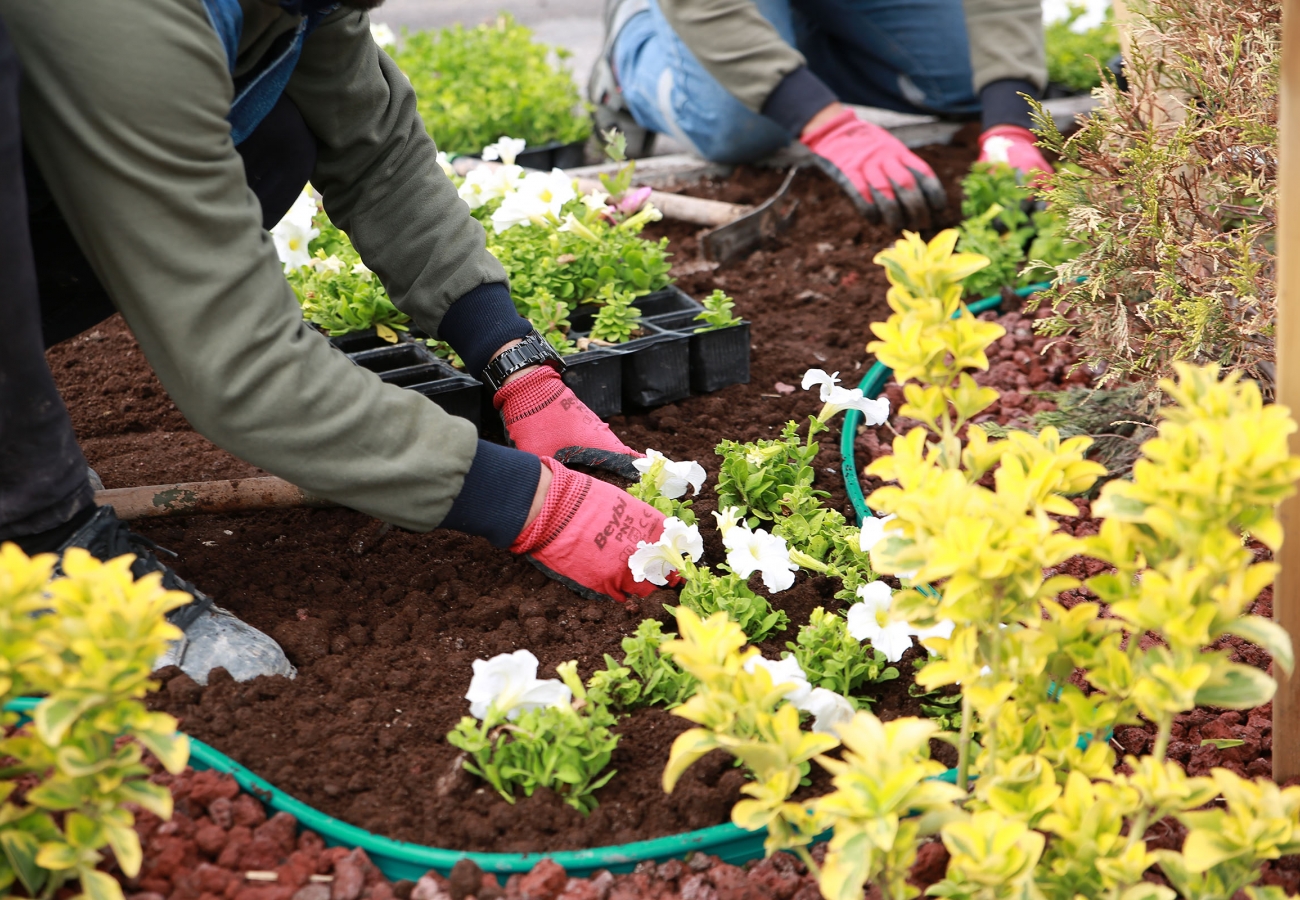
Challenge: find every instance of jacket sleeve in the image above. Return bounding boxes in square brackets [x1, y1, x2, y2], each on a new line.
[962, 0, 1047, 92]
[656, 0, 807, 113]
[0, 0, 480, 532]
[286, 9, 510, 333]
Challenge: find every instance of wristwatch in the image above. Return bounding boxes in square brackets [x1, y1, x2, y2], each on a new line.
[481, 331, 567, 392]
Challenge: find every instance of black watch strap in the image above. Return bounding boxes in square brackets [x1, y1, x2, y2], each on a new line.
[481, 331, 566, 392]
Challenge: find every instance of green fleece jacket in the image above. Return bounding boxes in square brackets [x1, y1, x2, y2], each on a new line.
[0, 0, 508, 532]
[656, 0, 1046, 113]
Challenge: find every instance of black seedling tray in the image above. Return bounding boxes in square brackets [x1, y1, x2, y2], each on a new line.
[326, 328, 412, 354]
[632, 285, 704, 318]
[617, 324, 690, 409]
[406, 364, 483, 429]
[648, 311, 751, 394]
[567, 285, 703, 333]
[339, 341, 481, 426]
[348, 342, 438, 375]
[561, 342, 624, 418]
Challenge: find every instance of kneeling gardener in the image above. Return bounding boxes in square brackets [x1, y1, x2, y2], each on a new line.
[0, 0, 664, 684]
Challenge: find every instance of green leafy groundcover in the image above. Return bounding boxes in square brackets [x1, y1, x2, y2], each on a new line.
[1045, 2, 1121, 93]
[391, 14, 590, 156]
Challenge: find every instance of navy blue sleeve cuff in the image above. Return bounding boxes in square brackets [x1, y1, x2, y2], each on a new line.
[760, 66, 840, 136]
[438, 282, 534, 377]
[980, 79, 1040, 131]
[440, 440, 541, 548]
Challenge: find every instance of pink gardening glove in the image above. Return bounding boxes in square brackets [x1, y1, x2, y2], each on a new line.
[800, 108, 946, 230]
[495, 366, 642, 478]
[979, 125, 1052, 184]
[512, 458, 665, 603]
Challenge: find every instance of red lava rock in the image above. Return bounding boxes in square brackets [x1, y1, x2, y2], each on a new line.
[191, 771, 241, 808]
[216, 826, 253, 870]
[233, 794, 269, 828]
[129, 893, 168, 900]
[331, 849, 371, 900]
[678, 873, 717, 900]
[909, 841, 950, 888]
[194, 863, 237, 895]
[555, 879, 601, 900]
[278, 852, 319, 888]
[706, 863, 764, 900]
[256, 813, 301, 857]
[298, 831, 327, 857]
[448, 859, 484, 900]
[210, 797, 235, 829]
[477, 874, 504, 900]
[318, 847, 352, 876]
[195, 823, 230, 857]
[519, 860, 568, 900]
[607, 873, 653, 900]
[293, 887, 332, 900]
[233, 885, 297, 900]
[241, 836, 291, 872]
[410, 873, 452, 900]
[370, 884, 396, 900]
[146, 835, 194, 880]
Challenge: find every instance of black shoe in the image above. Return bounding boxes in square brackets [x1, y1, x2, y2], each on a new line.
[57, 506, 296, 685]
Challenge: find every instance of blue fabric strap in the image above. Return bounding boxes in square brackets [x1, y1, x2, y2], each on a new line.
[200, 0, 337, 145]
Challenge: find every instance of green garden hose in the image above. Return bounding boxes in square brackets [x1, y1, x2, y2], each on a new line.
[838, 282, 1053, 524]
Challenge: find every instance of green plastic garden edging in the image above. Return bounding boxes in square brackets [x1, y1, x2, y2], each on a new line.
[838, 283, 1052, 524]
[4, 700, 772, 880]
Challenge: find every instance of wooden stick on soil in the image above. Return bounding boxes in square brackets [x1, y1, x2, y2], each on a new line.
[95, 477, 334, 522]
[1274, 0, 1300, 782]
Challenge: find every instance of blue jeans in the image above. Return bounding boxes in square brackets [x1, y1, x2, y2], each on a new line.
[614, 0, 979, 163]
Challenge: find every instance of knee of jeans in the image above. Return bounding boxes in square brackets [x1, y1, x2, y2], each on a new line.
[899, 72, 979, 117]
[678, 106, 791, 164]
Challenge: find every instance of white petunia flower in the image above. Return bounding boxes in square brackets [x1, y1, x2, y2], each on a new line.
[465, 650, 572, 721]
[712, 507, 744, 539]
[858, 514, 897, 554]
[628, 517, 702, 585]
[802, 368, 889, 424]
[580, 190, 610, 212]
[270, 190, 320, 273]
[369, 22, 396, 47]
[351, 260, 373, 279]
[457, 164, 524, 210]
[744, 655, 812, 705]
[490, 188, 551, 232]
[846, 581, 953, 662]
[724, 524, 798, 593]
[802, 368, 842, 399]
[633, 449, 706, 499]
[488, 169, 574, 231]
[482, 136, 527, 167]
[801, 688, 855, 734]
[436, 151, 455, 178]
[659, 516, 704, 559]
[846, 581, 914, 662]
[314, 254, 345, 276]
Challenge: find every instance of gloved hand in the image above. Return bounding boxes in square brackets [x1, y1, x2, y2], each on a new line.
[495, 366, 642, 478]
[800, 108, 946, 230]
[978, 125, 1052, 182]
[512, 458, 666, 603]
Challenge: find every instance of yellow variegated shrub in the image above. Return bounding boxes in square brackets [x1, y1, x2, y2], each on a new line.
[662, 229, 1300, 900]
[0, 545, 190, 900]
